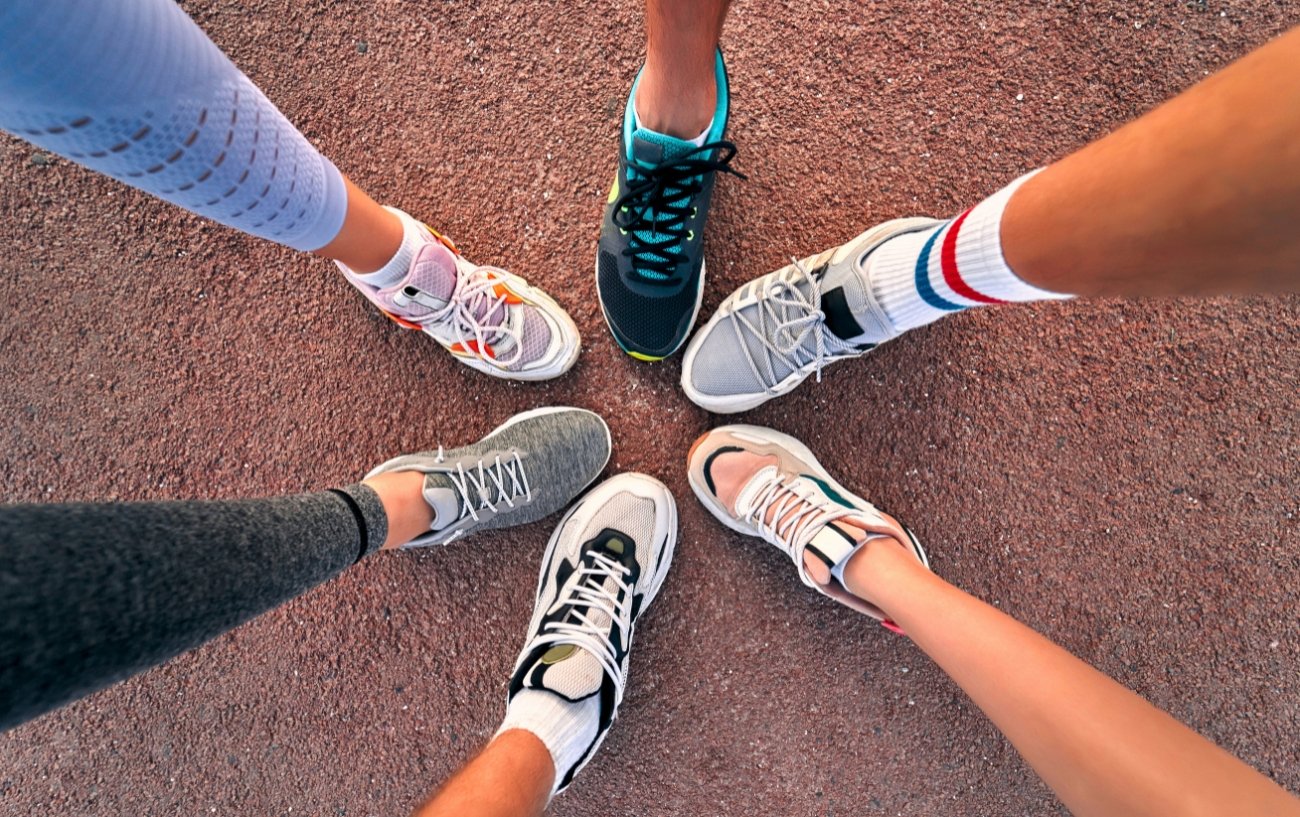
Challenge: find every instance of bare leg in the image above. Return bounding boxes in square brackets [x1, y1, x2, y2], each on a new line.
[1004, 26, 1300, 297]
[411, 729, 554, 817]
[312, 177, 405, 274]
[821, 541, 1300, 817]
[361, 469, 433, 550]
[636, 0, 731, 138]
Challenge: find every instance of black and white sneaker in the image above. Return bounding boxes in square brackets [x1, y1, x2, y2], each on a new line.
[502, 473, 677, 794]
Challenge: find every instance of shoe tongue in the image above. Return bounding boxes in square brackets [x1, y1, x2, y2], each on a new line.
[734, 464, 781, 517]
[421, 472, 463, 532]
[387, 242, 512, 339]
[385, 242, 458, 317]
[631, 128, 698, 168]
[520, 644, 605, 701]
[626, 129, 702, 282]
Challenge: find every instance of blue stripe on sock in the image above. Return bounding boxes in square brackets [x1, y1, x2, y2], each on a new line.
[914, 222, 965, 312]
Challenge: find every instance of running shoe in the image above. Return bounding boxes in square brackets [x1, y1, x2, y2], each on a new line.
[681, 218, 942, 412]
[365, 407, 611, 547]
[687, 424, 928, 630]
[501, 473, 676, 790]
[505, 473, 677, 793]
[596, 48, 744, 361]
[341, 219, 581, 381]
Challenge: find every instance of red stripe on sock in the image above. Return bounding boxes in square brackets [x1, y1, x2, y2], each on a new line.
[940, 208, 1009, 305]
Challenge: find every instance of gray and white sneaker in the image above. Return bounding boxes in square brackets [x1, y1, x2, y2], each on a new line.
[505, 473, 677, 794]
[681, 218, 941, 413]
[364, 407, 611, 547]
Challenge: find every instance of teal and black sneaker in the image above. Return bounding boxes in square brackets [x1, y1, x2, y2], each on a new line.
[595, 48, 744, 361]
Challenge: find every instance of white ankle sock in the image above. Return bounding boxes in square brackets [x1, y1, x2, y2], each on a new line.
[348, 207, 429, 289]
[497, 688, 600, 795]
[867, 169, 1071, 333]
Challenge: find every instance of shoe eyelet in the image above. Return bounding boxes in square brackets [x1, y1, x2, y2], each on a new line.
[691, 207, 698, 217]
[619, 228, 627, 235]
[688, 230, 695, 241]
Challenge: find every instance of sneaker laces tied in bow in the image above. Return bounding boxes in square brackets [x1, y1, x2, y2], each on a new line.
[729, 257, 841, 392]
[412, 265, 525, 367]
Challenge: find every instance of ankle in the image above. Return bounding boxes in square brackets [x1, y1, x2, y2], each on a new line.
[839, 535, 930, 619]
[634, 66, 716, 139]
[361, 470, 432, 549]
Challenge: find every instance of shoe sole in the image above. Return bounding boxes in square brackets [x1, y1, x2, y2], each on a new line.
[686, 424, 928, 570]
[680, 217, 943, 413]
[594, 254, 707, 362]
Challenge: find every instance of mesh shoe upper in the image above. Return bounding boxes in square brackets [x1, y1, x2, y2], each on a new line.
[683, 219, 942, 409]
[596, 49, 740, 359]
[364, 408, 611, 547]
[508, 474, 677, 792]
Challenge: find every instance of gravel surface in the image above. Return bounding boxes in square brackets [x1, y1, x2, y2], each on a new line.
[1, 1, 1297, 815]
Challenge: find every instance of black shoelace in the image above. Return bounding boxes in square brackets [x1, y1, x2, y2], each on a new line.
[612, 140, 746, 284]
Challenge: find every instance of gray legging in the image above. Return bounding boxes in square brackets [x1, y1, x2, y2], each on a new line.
[0, 484, 387, 731]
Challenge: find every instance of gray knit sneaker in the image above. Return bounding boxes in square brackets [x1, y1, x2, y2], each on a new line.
[680, 218, 941, 413]
[365, 407, 611, 547]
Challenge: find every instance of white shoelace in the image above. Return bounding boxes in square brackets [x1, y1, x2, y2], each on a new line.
[727, 258, 846, 392]
[434, 445, 532, 522]
[412, 265, 526, 368]
[743, 471, 852, 587]
[530, 551, 635, 701]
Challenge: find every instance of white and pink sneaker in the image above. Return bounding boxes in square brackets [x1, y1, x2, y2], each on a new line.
[339, 210, 581, 381]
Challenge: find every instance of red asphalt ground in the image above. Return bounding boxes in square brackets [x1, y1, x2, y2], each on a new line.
[2, 1, 1299, 815]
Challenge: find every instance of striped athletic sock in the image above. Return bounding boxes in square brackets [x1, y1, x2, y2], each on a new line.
[867, 170, 1071, 332]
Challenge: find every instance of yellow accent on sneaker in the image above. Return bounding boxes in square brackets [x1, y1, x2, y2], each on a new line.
[607, 174, 620, 204]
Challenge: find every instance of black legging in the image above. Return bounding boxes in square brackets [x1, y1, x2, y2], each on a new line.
[0, 484, 387, 731]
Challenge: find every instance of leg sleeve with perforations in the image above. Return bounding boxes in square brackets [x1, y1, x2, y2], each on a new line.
[0, 0, 348, 251]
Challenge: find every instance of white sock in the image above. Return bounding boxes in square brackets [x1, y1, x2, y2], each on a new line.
[867, 169, 1071, 333]
[496, 688, 600, 796]
[632, 102, 714, 147]
[348, 207, 429, 289]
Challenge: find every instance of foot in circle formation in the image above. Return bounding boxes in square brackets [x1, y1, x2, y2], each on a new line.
[687, 424, 929, 630]
[596, 48, 743, 361]
[365, 407, 611, 547]
[682, 218, 942, 413]
[340, 208, 582, 381]
[498, 473, 677, 796]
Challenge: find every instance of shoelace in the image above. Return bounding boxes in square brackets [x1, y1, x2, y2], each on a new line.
[433, 445, 532, 523]
[530, 551, 636, 702]
[411, 265, 525, 368]
[728, 257, 851, 392]
[743, 471, 852, 587]
[613, 140, 745, 282]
